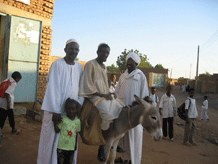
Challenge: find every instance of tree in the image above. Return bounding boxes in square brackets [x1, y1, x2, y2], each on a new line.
[107, 64, 119, 71]
[199, 71, 211, 80]
[116, 49, 153, 73]
[154, 64, 165, 69]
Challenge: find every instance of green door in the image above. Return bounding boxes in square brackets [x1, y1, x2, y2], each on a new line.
[8, 15, 42, 102]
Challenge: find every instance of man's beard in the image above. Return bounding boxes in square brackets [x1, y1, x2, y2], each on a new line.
[69, 54, 77, 60]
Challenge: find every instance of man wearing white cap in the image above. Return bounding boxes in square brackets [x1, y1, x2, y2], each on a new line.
[79, 43, 125, 162]
[115, 52, 149, 164]
[37, 39, 84, 164]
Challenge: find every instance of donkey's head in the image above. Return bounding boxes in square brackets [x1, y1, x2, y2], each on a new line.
[134, 95, 163, 141]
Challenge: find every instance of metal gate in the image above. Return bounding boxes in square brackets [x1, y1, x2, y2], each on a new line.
[7, 15, 42, 102]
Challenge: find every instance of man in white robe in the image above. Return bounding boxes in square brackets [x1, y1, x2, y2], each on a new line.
[115, 52, 149, 164]
[79, 43, 125, 162]
[37, 39, 84, 164]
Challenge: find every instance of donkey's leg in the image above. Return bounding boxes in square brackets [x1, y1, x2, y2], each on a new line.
[109, 139, 119, 164]
[104, 138, 114, 164]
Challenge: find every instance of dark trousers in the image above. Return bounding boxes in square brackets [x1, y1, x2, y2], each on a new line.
[162, 117, 174, 139]
[57, 149, 75, 164]
[0, 108, 15, 130]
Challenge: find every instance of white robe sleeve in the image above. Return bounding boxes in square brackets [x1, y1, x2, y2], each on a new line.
[159, 95, 164, 109]
[139, 73, 149, 99]
[114, 76, 121, 97]
[41, 61, 61, 114]
[185, 99, 190, 110]
[79, 61, 98, 97]
[173, 96, 177, 108]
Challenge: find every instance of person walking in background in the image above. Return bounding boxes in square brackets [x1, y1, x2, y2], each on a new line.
[149, 87, 159, 107]
[0, 71, 22, 148]
[159, 85, 176, 141]
[182, 84, 186, 93]
[201, 96, 209, 121]
[183, 88, 198, 146]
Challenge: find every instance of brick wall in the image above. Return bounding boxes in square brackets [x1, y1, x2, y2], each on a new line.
[37, 25, 53, 100]
[188, 79, 218, 93]
[0, 0, 54, 19]
[0, 0, 55, 101]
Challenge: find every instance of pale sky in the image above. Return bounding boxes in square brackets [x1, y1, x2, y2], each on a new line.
[51, 0, 218, 79]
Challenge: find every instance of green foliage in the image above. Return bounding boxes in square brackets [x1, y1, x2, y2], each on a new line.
[75, 57, 79, 61]
[116, 49, 153, 73]
[154, 64, 165, 69]
[107, 64, 119, 71]
[178, 77, 185, 80]
[199, 71, 211, 79]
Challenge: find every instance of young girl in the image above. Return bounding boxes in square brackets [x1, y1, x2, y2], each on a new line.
[53, 98, 81, 164]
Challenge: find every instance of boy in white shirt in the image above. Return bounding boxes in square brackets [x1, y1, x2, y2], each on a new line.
[149, 87, 159, 107]
[201, 96, 209, 121]
[109, 74, 117, 93]
[159, 85, 176, 141]
[0, 71, 22, 148]
[183, 88, 198, 146]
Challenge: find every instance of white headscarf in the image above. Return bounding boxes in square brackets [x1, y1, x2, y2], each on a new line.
[126, 52, 141, 66]
[66, 38, 78, 46]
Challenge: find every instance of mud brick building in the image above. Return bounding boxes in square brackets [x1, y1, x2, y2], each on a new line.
[0, 0, 55, 102]
[188, 74, 218, 93]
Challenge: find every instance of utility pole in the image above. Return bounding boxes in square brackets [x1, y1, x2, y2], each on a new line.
[170, 68, 172, 79]
[195, 45, 200, 91]
[189, 64, 192, 79]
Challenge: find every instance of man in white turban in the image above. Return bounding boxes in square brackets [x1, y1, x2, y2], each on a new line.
[37, 39, 84, 164]
[115, 52, 149, 164]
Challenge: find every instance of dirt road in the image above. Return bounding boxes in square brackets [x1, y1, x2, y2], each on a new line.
[0, 86, 218, 164]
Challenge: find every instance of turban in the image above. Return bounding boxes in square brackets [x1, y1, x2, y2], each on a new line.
[126, 52, 141, 66]
[66, 38, 78, 46]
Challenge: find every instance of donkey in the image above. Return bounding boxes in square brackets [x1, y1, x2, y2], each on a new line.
[80, 95, 162, 164]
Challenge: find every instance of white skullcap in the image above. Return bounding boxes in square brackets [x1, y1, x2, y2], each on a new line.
[66, 38, 78, 46]
[126, 52, 141, 66]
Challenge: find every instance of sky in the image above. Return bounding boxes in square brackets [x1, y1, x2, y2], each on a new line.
[51, 0, 218, 79]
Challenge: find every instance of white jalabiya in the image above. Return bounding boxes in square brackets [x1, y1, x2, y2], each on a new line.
[79, 59, 123, 130]
[149, 93, 159, 107]
[37, 58, 84, 164]
[115, 69, 149, 164]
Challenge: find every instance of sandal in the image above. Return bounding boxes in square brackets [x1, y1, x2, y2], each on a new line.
[115, 157, 123, 163]
[12, 129, 22, 135]
[97, 145, 106, 163]
[116, 145, 126, 153]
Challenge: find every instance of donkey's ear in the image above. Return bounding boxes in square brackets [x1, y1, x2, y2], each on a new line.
[134, 95, 151, 110]
[134, 95, 143, 105]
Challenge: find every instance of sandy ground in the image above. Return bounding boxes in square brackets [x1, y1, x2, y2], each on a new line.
[0, 86, 218, 164]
